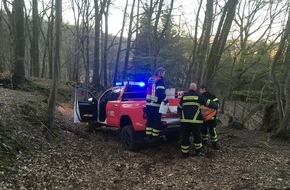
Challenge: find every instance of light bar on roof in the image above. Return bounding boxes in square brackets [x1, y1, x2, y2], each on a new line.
[115, 81, 146, 87]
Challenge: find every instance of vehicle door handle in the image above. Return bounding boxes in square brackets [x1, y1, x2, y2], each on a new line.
[113, 104, 118, 107]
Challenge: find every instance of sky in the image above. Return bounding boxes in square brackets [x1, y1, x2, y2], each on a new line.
[19, 0, 287, 41]
[61, 0, 197, 36]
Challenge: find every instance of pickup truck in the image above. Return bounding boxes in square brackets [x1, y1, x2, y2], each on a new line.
[74, 82, 181, 151]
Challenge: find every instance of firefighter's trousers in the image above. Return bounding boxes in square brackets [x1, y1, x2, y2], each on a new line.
[201, 119, 218, 143]
[145, 105, 162, 137]
[180, 122, 202, 154]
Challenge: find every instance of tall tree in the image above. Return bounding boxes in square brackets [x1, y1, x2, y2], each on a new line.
[48, 0, 54, 79]
[270, 8, 290, 139]
[102, 0, 111, 87]
[122, 0, 136, 80]
[47, 0, 62, 128]
[12, 0, 26, 85]
[0, 8, 4, 73]
[31, 0, 40, 77]
[149, 0, 174, 71]
[92, 0, 106, 85]
[183, 0, 213, 88]
[203, 0, 239, 88]
[113, 0, 128, 84]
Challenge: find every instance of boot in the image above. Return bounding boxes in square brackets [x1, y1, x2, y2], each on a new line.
[212, 142, 220, 150]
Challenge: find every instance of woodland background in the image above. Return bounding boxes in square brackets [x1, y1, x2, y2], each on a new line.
[0, 0, 290, 139]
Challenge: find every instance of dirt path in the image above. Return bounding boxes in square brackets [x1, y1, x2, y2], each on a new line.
[1, 103, 290, 190]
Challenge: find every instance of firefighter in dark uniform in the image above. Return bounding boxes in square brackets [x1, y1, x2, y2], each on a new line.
[178, 83, 218, 157]
[145, 67, 167, 139]
[199, 85, 220, 150]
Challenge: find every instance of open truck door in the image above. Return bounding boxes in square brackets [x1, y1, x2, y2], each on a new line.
[74, 86, 98, 123]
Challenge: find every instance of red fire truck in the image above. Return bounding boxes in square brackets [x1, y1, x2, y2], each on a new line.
[74, 82, 181, 151]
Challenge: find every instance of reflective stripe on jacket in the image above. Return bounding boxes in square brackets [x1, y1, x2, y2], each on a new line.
[178, 90, 210, 123]
[201, 91, 219, 120]
[146, 75, 166, 107]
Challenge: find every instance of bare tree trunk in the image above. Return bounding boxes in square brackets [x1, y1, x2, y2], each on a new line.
[84, 0, 91, 86]
[183, 0, 203, 88]
[135, 0, 140, 55]
[103, 0, 111, 87]
[2, 0, 15, 77]
[71, 0, 82, 82]
[196, 0, 213, 86]
[150, 0, 174, 71]
[47, 0, 62, 128]
[0, 8, 4, 72]
[122, 0, 136, 80]
[113, 0, 128, 84]
[92, 0, 106, 85]
[273, 10, 290, 140]
[48, 0, 54, 79]
[12, 0, 26, 86]
[270, 19, 290, 121]
[203, 0, 238, 88]
[31, 0, 39, 77]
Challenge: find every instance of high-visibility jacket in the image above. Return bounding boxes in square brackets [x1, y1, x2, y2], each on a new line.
[178, 90, 217, 124]
[201, 91, 219, 120]
[146, 75, 166, 107]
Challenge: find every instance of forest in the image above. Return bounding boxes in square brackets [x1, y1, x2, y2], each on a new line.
[0, 0, 290, 188]
[0, 0, 289, 139]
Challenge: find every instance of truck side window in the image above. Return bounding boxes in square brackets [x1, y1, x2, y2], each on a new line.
[110, 88, 121, 101]
[100, 90, 112, 102]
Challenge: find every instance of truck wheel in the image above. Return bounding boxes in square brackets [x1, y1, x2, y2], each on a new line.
[121, 125, 137, 151]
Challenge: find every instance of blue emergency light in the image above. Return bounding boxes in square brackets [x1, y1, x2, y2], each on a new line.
[115, 81, 146, 87]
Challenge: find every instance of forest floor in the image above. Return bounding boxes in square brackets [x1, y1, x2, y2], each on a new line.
[0, 78, 290, 190]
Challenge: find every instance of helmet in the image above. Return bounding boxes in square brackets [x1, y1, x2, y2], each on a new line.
[154, 67, 166, 76]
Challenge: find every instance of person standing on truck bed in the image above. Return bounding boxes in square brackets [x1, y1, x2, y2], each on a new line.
[199, 85, 220, 150]
[178, 82, 218, 158]
[145, 67, 168, 140]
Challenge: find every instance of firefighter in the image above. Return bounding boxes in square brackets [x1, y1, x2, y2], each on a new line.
[199, 85, 220, 150]
[145, 67, 167, 140]
[178, 83, 218, 157]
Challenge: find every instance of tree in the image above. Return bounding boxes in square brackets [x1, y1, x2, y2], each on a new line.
[0, 8, 4, 73]
[183, 0, 213, 88]
[12, 0, 26, 85]
[48, 0, 55, 79]
[31, 0, 40, 77]
[202, 0, 239, 89]
[270, 8, 290, 140]
[47, 0, 62, 128]
[102, 0, 111, 87]
[113, 0, 128, 84]
[92, 0, 106, 86]
[130, 0, 176, 81]
[148, 0, 174, 71]
[122, 0, 136, 81]
[217, 0, 283, 113]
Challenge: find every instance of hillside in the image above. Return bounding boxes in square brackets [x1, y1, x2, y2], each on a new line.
[0, 79, 289, 190]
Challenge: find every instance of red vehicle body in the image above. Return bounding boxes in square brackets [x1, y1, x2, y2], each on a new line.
[74, 83, 181, 150]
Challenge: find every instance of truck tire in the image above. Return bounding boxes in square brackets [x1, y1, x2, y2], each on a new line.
[121, 125, 137, 151]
